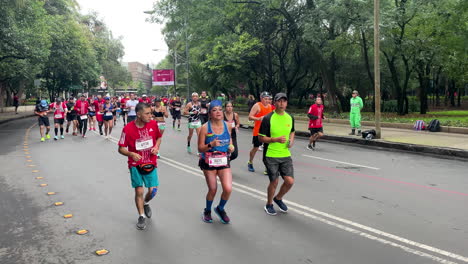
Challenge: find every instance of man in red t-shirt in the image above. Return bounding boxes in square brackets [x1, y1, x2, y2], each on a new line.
[49, 98, 68, 140]
[75, 94, 89, 137]
[120, 94, 130, 126]
[118, 102, 162, 230]
[307, 97, 325, 150]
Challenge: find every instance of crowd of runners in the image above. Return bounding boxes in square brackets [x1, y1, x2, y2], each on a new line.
[34, 90, 363, 230]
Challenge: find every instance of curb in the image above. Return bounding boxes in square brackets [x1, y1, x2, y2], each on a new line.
[0, 114, 35, 125]
[239, 124, 468, 160]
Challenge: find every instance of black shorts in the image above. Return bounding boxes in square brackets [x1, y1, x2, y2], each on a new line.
[198, 158, 230, 171]
[54, 119, 64, 125]
[309, 127, 323, 135]
[172, 111, 181, 120]
[103, 115, 113, 121]
[38, 116, 50, 127]
[263, 156, 294, 182]
[252, 136, 262, 148]
[66, 114, 77, 121]
[127, 115, 136, 123]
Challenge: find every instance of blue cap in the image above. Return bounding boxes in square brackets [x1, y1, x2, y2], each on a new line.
[40, 100, 47, 107]
[208, 100, 223, 112]
[104, 97, 110, 100]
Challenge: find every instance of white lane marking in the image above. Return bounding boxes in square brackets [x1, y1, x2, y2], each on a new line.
[302, 154, 380, 170]
[159, 156, 468, 264]
[108, 135, 467, 263]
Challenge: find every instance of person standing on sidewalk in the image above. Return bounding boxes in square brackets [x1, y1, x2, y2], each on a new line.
[259, 93, 295, 216]
[118, 103, 162, 230]
[247, 91, 273, 173]
[349, 90, 363, 136]
[34, 100, 51, 142]
[307, 97, 325, 150]
[13, 93, 19, 114]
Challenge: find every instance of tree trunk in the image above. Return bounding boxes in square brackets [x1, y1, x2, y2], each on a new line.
[320, 52, 340, 113]
[360, 30, 374, 91]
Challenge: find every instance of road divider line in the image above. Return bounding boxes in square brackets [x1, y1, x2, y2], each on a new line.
[302, 154, 380, 170]
[107, 136, 467, 263]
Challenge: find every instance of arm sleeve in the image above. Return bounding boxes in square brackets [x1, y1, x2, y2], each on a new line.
[291, 115, 295, 133]
[359, 98, 364, 109]
[258, 113, 271, 137]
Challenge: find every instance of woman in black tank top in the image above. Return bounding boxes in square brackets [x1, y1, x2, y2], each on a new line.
[223, 101, 240, 161]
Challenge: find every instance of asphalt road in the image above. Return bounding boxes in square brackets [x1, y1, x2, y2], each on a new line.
[1, 116, 467, 264]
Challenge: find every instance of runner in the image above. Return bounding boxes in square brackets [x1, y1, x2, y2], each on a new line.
[49, 98, 67, 140]
[223, 101, 240, 161]
[139, 94, 151, 104]
[87, 96, 97, 131]
[247, 91, 273, 173]
[199, 91, 211, 124]
[65, 97, 78, 136]
[183, 92, 202, 153]
[75, 94, 89, 138]
[34, 99, 51, 142]
[307, 97, 325, 150]
[120, 94, 130, 126]
[94, 95, 105, 135]
[102, 97, 115, 139]
[118, 103, 162, 230]
[13, 93, 19, 114]
[349, 90, 363, 136]
[258, 93, 295, 216]
[170, 96, 182, 131]
[126, 93, 139, 123]
[152, 98, 168, 135]
[198, 100, 235, 224]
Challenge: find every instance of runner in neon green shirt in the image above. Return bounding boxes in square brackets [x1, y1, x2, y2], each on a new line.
[349, 90, 363, 136]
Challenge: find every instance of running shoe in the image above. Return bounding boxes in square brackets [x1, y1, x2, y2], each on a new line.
[40, 137, 45, 142]
[61, 135, 65, 139]
[247, 161, 255, 172]
[307, 144, 315, 150]
[45, 134, 51, 140]
[264, 204, 277, 216]
[273, 198, 288, 213]
[82, 134, 86, 138]
[259, 145, 263, 151]
[65, 128, 69, 133]
[202, 209, 213, 223]
[54, 136, 58, 140]
[72, 132, 77, 136]
[144, 204, 152, 218]
[214, 206, 230, 224]
[177, 128, 181, 131]
[187, 146, 192, 153]
[136, 216, 146, 230]
[263, 170, 268, 175]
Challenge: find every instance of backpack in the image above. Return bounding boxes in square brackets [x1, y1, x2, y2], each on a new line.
[413, 120, 425, 131]
[361, 129, 377, 140]
[427, 119, 441, 132]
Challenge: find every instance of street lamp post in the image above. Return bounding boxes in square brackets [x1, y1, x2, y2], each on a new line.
[374, 0, 382, 139]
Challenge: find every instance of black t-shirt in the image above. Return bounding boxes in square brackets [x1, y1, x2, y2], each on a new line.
[172, 101, 182, 111]
[66, 102, 76, 115]
[200, 97, 211, 112]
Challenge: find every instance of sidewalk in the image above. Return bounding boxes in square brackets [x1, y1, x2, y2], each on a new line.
[0, 106, 35, 124]
[238, 113, 468, 158]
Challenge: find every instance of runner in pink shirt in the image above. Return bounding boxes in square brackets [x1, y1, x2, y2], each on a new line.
[75, 94, 89, 137]
[49, 98, 67, 140]
[307, 97, 325, 150]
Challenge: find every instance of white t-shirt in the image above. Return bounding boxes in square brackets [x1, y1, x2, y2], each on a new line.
[126, 100, 138, 116]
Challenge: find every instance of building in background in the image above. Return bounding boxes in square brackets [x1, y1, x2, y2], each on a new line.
[122, 61, 152, 92]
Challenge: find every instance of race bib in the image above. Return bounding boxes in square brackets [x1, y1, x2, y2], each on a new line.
[175, 107, 180, 111]
[158, 122, 166, 127]
[80, 115, 88, 120]
[136, 137, 153, 151]
[205, 152, 228, 167]
[130, 106, 135, 111]
[200, 108, 207, 114]
[230, 121, 236, 128]
[55, 114, 63, 119]
[105, 112, 113, 116]
[191, 120, 201, 126]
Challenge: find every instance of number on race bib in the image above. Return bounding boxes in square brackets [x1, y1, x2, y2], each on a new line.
[205, 152, 228, 167]
[201, 108, 207, 114]
[136, 137, 153, 151]
[80, 115, 88, 120]
[105, 112, 113, 116]
[55, 114, 63, 119]
[175, 107, 180, 111]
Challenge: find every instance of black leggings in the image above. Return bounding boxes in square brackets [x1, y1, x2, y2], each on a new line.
[78, 117, 88, 135]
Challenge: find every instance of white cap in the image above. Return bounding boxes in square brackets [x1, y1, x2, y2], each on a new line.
[142, 94, 147, 97]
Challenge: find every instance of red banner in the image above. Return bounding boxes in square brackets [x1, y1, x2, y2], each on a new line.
[152, 69, 175, 86]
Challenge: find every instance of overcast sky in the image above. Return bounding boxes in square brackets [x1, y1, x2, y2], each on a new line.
[78, 0, 168, 66]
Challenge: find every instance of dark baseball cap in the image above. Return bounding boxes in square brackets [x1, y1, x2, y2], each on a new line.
[274, 93, 288, 101]
[260, 91, 272, 98]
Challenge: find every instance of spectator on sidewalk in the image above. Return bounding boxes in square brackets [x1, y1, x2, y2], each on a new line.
[349, 90, 363, 136]
[13, 93, 19, 114]
[307, 97, 325, 150]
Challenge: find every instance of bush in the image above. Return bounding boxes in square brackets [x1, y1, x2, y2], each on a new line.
[364, 99, 421, 113]
[234, 96, 247, 106]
